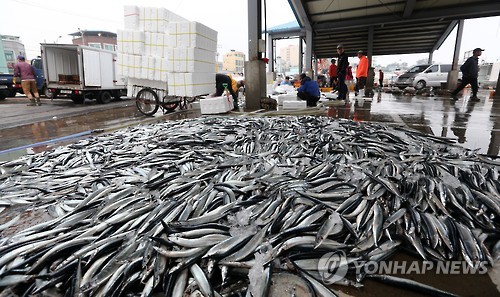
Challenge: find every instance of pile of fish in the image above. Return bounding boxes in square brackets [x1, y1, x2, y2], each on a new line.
[0, 116, 499, 296]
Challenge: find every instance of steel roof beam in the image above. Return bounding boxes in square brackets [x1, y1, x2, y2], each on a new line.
[314, 1, 500, 31]
[288, 0, 312, 30]
[403, 0, 417, 18]
[431, 20, 458, 52]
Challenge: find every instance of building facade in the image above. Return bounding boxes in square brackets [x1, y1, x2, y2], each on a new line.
[279, 44, 300, 68]
[1, 35, 26, 74]
[70, 30, 117, 51]
[223, 50, 245, 73]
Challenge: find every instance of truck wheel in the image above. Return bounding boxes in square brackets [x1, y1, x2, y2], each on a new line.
[97, 91, 112, 104]
[136, 88, 159, 116]
[8, 89, 17, 97]
[0, 91, 6, 100]
[71, 94, 85, 104]
[42, 86, 55, 99]
[415, 80, 426, 90]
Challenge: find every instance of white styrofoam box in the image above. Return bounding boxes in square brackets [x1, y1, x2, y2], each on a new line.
[154, 58, 169, 82]
[166, 48, 216, 73]
[128, 78, 167, 91]
[199, 96, 233, 114]
[282, 100, 307, 110]
[169, 22, 218, 52]
[124, 6, 140, 30]
[144, 33, 169, 58]
[117, 30, 145, 55]
[116, 53, 129, 78]
[277, 94, 298, 105]
[167, 72, 215, 97]
[132, 55, 142, 79]
[141, 56, 156, 80]
[139, 7, 188, 33]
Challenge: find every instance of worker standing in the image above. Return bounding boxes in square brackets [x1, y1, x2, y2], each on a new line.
[378, 69, 384, 90]
[355, 50, 368, 97]
[336, 45, 348, 100]
[329, 59, 337, 88]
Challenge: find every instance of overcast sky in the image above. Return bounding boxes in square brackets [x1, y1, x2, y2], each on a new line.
[3, 0, 500, 67]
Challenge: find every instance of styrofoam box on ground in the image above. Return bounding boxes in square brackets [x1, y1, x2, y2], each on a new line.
[144, 33, 169, 58]
[139, 7, 187, 33]
[167, 72, 215, 97]
[166, 48, 216, 73]
[169, 22, 218, 52]
[141, 56, 156, 80]
[199, 96, 233, 114]
[277, 94, 298, 105]
[117, 30, 144, 55]
[124, 6, 140, 30]
[282, 100, 307, 110]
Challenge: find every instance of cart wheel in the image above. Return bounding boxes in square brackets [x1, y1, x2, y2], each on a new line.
[136, 88, 159, 116]
[97, 91, 112, 104]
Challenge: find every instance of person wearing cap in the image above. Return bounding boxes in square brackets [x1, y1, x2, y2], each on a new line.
[297, 73, 320, 107]
[451, 48, 483, 101]
[336, 44, 348, 100]
[14, 55, 41, 106]
[355, 50, 368, 97]
[328, 59, 337, 88]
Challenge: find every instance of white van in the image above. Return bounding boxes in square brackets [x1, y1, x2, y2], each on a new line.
[395, 64, 462, 90]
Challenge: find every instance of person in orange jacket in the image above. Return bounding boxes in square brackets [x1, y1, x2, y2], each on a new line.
[355, 50, 368, 97]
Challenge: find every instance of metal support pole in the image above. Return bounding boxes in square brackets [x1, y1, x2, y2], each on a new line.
[299, 38, 303, 73]
[305, 28, 313, 77]
[268, 35, 274, 73]
[428, 52, 434, 64]
[447, 19, 464, 90]
[365, 26, 375, 97]
[245, 0, 265, 110]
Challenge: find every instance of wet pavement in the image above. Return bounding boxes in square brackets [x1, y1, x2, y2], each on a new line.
[0, 90, 500, 296]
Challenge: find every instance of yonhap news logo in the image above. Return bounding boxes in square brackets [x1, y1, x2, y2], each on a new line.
[318, 252, 488, 283]
[317, 251, 349, 284]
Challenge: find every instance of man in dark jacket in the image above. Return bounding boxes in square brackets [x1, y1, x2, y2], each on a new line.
[297, 73, 320, 107]
[451, 48, 483, 101]
[336, 44, 348, 100]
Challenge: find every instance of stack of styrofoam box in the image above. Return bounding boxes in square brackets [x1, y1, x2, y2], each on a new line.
[166, 21, 217, 97]
[283, 100, 307, 110]
[199, 96, 233, 114]
[277, 94, 298, 106]
[118, 5, 217, 98]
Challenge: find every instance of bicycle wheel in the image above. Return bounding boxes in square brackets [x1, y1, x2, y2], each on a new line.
[136, 88, 159, 116]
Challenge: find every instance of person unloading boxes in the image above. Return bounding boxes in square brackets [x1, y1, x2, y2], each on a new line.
[215, 74, 238, 110]
[297, 73, 320, 107]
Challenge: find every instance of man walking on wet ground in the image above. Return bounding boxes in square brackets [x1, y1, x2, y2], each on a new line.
[355, 50, 368, 97]
[336, 44, 348, 100]
[297, 73, 320, 107]
[451, 48, 483, 102]
[329, 59, 337, 88]
[14, 55, 41, 106]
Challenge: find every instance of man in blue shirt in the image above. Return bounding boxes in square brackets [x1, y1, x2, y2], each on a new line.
[297, 73, 320, 107]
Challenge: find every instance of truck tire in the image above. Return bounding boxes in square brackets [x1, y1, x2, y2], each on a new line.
[97, 91, 112, 104]
[8, 89, 17, 97]
[0, 91, 6, 100]
[71, 94, 85, 104]
[113, 90, 122, 100]
[42, 86, 56, 99]
[415, 80, 426, 90]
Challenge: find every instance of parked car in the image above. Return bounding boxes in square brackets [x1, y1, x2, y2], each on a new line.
[395, 64, 462, 90]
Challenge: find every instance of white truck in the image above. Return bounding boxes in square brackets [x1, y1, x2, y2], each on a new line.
[41, 44, 127, 104]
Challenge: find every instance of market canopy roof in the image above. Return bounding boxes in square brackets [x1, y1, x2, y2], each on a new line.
[287, 0, 500, 58]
